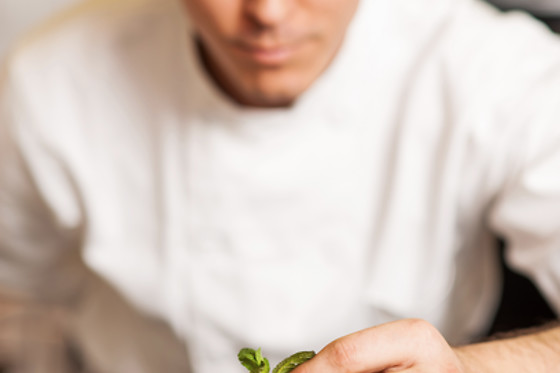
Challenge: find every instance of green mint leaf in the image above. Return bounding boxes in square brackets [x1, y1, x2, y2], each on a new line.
[238, 347, 271, 373]
[271, 351, 316, 373]
[255, 348, 264, 365]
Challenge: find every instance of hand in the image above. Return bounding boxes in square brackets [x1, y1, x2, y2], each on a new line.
[291, 319, 466, 373]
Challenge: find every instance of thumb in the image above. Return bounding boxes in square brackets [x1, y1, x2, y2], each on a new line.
[291, 319, 438, 373]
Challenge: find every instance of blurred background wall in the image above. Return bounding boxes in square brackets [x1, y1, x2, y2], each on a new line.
[0, 0, 80, 57]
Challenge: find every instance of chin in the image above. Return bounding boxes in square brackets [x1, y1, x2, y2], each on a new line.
[239, 71, 310, 108]
[245, 90, 298, 108]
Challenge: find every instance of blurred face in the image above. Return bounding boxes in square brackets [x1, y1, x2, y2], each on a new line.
[182, 0, 360, 107]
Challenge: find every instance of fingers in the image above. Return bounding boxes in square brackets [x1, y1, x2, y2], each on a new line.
[292, 319, 450, 373]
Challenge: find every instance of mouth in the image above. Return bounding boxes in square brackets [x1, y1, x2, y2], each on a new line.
[232, 40, 304, 66]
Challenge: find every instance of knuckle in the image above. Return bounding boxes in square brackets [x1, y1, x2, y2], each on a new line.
[405, 318, 442, 342]
[327, 338, 359, 369]
[403, 318, 451, 359]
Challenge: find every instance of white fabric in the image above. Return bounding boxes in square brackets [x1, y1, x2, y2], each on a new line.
[1, 0, 560, 371]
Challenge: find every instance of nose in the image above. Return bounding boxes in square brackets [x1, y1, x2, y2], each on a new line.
[244, 0, 293, 28]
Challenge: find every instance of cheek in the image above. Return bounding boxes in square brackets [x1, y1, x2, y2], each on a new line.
[183, 0, 241, 37]
[309, 0, 360, 29]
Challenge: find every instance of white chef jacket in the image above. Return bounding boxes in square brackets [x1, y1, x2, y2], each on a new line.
[1, 0, 560, 372]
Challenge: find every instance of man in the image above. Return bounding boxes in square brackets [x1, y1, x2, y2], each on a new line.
[1, 0, 560, 372]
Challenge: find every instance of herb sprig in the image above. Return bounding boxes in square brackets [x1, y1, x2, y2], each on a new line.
[238, 348, 315, 373]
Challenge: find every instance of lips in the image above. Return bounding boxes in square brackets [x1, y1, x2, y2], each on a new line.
[232, 40, 303, 66]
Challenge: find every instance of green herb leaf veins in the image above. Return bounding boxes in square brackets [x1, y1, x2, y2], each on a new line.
[238, 348, 316, 373]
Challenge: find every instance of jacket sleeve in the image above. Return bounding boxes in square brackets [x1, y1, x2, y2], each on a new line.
[0, 58, 88, 304]
[0, 55, 192, 373]
[488, 65, 560, 315]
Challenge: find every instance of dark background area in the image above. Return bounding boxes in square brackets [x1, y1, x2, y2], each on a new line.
[488, 241, 557, 336]
[489, 2, 560, 32]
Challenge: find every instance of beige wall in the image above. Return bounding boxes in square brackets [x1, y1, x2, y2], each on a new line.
[0, 0, 79, 57]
